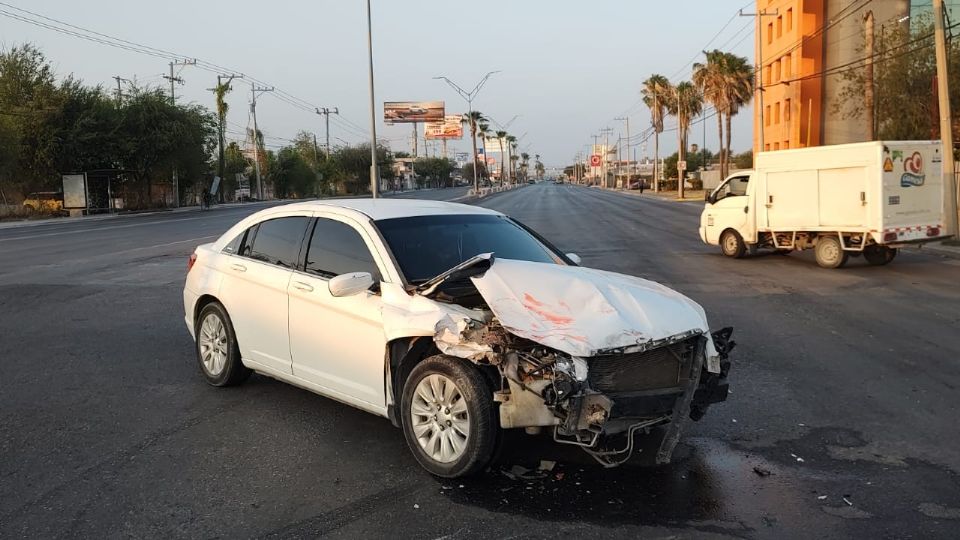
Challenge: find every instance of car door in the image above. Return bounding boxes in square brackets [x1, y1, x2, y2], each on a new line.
[704, 174, 752, 244]
[218, 215, 310, 375]
[287, 215, 388, 410]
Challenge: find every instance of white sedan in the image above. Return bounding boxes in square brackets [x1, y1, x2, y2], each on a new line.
[184, 200, 733, 477]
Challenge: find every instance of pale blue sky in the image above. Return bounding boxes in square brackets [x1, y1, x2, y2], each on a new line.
[1, 1, 764, 166]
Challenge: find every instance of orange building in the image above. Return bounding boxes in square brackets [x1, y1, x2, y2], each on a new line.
[754, 0, 911, 153]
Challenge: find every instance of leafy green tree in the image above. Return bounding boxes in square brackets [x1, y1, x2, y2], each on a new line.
[461, 161, 487, 182]
[273, 146, 316, 198]
[413, 157, 456, 188]
[332, 144, 394, 194]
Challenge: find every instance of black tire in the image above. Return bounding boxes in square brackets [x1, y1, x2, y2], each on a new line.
[195, 302, 251, 387]
[720, 229, 746, 259]
[814, 235, 849, 269]
[863, 245, 897, 266]
[401, 355, 497, 478]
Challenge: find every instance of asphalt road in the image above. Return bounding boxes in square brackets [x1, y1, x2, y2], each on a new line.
[1, 183, 959, 538]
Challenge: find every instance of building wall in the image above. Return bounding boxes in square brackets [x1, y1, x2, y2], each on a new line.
[822, 0, 911, 144]
[754, 0, 911, 152]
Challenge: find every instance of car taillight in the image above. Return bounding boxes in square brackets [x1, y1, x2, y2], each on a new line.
[927, 227, 940, 237]
[883, 232, 897, 242]
[187, 253, 198, 273]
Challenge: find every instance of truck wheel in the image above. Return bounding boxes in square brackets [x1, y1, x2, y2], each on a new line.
[864, 245, 897, 266]
[720, 230, 746, 259]
[401, 355, 497, 478]
[815, 236, 849, 269]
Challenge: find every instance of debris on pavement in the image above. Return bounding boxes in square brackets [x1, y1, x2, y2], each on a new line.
[753, 466, 772, 477]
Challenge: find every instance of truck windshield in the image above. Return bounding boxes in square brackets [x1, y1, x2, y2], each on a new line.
[375, 214, 564, 284]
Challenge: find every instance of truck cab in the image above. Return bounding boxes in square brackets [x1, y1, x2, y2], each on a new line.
[700, 172, 756, 257]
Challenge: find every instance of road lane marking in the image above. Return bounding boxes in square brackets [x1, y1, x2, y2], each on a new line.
[0, 215, 223, 243]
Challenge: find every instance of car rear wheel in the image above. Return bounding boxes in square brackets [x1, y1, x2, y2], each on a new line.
[196, 302, 251, 387]
[815, 235, 849, 269]
[863, 245, 897, 266]
[720, 230, 746, 258]
[401, 355, 497, 478]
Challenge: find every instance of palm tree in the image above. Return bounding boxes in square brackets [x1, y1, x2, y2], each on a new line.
[213, 81, 233, 199]
[521, 152, 530, 180]
[462, 111, 486, 192]
[693, 50, 753, 178]
[642, 75, 671, 191]
[506, 135, 518, 183]
[478, 122, 491, 184]
[495, 130, 507, 186]
[667, 81, 703, 199]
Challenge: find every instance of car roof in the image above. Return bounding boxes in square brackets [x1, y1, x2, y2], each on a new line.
[273, 198, 502, 221]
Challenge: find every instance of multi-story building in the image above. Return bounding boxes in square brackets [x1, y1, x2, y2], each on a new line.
[754, 0, 911, 153]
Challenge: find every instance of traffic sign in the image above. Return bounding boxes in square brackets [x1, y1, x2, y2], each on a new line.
[590, 154, 602, 167]
[677, 160, 687, 170]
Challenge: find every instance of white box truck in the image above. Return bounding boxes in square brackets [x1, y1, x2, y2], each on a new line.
[699, 141, 952, 268]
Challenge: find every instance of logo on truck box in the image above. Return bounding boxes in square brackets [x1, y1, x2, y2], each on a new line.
[900, 151, 925, 187]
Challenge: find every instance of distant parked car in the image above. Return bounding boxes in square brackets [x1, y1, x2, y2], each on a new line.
[22, 191, 64, 213]
[183, 200, 733, 477]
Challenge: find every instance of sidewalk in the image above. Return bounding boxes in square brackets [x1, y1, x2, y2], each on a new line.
[611, 187, 706, 203]
[919, 240, 960, 259]
[0, 199, 279, 230]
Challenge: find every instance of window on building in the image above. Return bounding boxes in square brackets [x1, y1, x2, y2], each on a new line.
[774, 142, 780, 151]
[763, 65, 771, 85]
[765, 105, 771, 126]
[783, 54, 792, 78]
[774, 102, 780, 124]
[765, 143, 771, 151]
[772, 60, 780, 82]
[777, 16, 783, 37]
[784, 98, 791, 121]
[786, 8, 793, 31]
[783, 141, 790, 149]
[767, 22, 773, 44]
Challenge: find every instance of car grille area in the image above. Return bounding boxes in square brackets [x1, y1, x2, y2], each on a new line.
[587, 337, 702, 394]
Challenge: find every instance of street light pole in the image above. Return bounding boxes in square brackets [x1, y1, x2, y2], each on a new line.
[365, 0, 379, 198]
[433, 71, 501, 195]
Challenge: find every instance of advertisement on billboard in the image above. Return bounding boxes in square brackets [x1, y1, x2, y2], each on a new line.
[483, 136, 505, 153]
[424, 115, 464, 139]
[383, 101, 444, 123]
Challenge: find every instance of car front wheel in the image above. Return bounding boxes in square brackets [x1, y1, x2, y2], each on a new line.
[401, 355, 497, 477]
[195, 302, 251, 387]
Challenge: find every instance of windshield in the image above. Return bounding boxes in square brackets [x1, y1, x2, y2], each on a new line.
[375, 214, 564, 283]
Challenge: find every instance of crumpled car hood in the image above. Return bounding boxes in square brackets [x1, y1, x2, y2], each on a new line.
[470, 258, 710, 358]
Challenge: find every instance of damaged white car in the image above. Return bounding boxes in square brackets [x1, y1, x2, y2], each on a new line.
[183, 200, 733, 477]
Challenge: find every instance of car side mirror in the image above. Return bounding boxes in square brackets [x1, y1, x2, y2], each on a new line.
[706, 192, 716, 204]
[328, 272, 375, 297]
[566, 253, 582, 265]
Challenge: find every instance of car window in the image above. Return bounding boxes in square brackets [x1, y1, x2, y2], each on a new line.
[716, 176, 749, 200]
[375, 214, 562, 284]
[304, 218, 380, 280]
[223, 231, 244, 255]
[243, 217, 310, 268]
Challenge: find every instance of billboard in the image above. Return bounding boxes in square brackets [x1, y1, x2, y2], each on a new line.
[384, 101, 444, 123]
[484, 136, 505, 153]
[62, 174, 87, 209]
[425, 115, 464, 140]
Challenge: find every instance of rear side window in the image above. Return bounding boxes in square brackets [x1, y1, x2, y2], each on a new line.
[305, 218, 380, 279]
[243, 217, 310, 268]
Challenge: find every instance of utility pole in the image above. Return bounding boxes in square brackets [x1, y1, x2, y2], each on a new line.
[616, 116, 630, 187]
[740, 8, 777, 153]
[933, 0, 958, 235]
[315, 107, 339, 159]
[250, 82, 275, 201]
[864, 11, 875, 140]
[112, 76, 131, 108]
[412, 123, 418, 157]
[653, 88, 661, 192]
[162, 59, 195, 207]
[164, 59, 196, 105]
[591, 134, 600, 185]
[600, 127, 614, 188]
[364, 0, 380, 198]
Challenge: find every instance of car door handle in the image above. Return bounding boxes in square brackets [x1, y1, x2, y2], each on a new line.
[744, 206, 749, 213]
[230, 263, 247, 272]
[292, 281, 314, 292]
